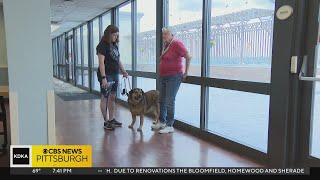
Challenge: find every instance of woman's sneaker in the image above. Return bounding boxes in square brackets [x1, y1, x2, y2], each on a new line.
[159, 126, 174, 134]
[110, 118, 122, 127]
[104, 121, 115, 130]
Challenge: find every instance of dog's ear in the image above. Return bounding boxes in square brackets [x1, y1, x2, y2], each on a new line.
[140, 89, 145, 96]
[128, 89, 134, 98]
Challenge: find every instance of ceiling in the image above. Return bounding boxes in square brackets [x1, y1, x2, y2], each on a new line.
[0, 0, 127, 38]
[50, 0, 127, 38]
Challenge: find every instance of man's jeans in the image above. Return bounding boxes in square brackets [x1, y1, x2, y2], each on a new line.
[159, 73, 182, 127]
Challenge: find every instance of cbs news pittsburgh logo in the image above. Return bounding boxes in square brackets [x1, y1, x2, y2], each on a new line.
[10, 145, 92, 167]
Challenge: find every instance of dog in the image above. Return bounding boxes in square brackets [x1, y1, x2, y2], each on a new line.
[127, 88, 160, 131]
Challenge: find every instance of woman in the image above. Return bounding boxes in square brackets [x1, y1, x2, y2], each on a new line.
[96, 25, 128, 130]
[151, 26, 192, 134]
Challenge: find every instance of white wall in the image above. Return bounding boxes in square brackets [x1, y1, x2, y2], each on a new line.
[0, 5, 8, 85]
[3, 0, 54, 144]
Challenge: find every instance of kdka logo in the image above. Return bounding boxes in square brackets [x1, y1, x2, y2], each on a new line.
[10, 145, 32, 167]
[13, 148, 29, 164]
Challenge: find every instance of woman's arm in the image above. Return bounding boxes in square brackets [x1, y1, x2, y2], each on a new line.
[119, 60, 128, 78]
[182, 52, 192, 82]
[98, 53, 107, 88]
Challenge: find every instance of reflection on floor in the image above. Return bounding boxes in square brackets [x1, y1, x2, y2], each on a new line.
[53, 78, 86, 94]
[54, 78, 262, 167]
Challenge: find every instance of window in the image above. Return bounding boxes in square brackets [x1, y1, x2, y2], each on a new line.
[209, 0, 275, 83]
[208, 87, 269, 152]
[168, 0, 203, 77]
[136, 0, 156, 72]
[102, 12, 111, 35]
[93, 18, 100, 68]
[119, 3, 132, 70]
[175, 84, 201, 127]
[82, 24, 89, 67]
[137, 77, 156, 92]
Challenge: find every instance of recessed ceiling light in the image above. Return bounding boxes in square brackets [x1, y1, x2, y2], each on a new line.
[51, 24, 60, 32]
[64, 0, 74, 6]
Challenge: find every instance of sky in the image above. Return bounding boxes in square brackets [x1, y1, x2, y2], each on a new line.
[120, 0, 275, 32]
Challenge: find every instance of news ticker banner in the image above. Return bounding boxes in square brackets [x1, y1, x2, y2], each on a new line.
[10, 167, 310, 175]
[9, 145, 310, 175]
[10, 145, 92, 168]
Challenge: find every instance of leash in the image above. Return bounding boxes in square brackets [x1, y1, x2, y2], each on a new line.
[103, 81, 115, 113]
[121, 76, 131, 96]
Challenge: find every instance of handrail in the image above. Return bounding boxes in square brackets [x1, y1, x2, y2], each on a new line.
[299, 56, 320, 81]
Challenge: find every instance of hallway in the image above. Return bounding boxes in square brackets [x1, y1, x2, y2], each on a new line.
[54, 79, 262, 167]
[0, 78, 263, 167]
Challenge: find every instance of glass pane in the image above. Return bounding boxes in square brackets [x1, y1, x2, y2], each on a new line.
[67, 38, 73, 81]
[175, 84, 200, 127]
[60, 67, 66, 80]
[67, 31, 73, 37]
[92, 70, 100, 92]
[59, 66, 62, 78]
[119, 3, 132, 70]
[83, 70, 89, 88]
[52, 40, 58, 75]
[210, 0, 275, 83]
[137, 77, 156, 92]
[54, 66, 57, 76]
[82, 24, 89, 67]
[208, 88, 269, 152]
[59, 35, 65, 65]
[52, 40, 56, 75]
[311, 82, 320, 158]
[102, 12, 111, 36]
[93, 18, 100, 68]
[168, 0, 203, 77]
[310, 33, 320, 158]
[76, 69, 82, 85]
[76, 28, 82, 65]
[118, 75, 132, 101]
[137, 0, 156, 72]
[52, 41, 55, 63]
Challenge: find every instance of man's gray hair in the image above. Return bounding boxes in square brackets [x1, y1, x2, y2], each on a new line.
[162, 26, 176, 35]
